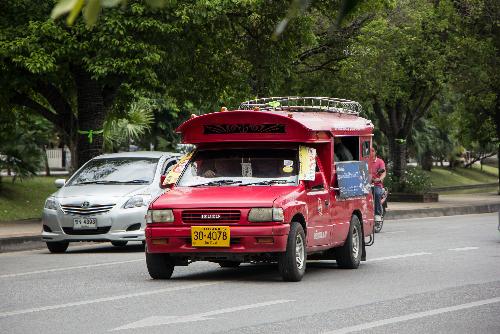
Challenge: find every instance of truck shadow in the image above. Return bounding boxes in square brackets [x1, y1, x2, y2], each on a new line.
[167, 260, 341, 283]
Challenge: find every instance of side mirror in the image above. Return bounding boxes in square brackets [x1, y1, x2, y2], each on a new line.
[305, 172, 325, 191]
[54, 179, 66, 188]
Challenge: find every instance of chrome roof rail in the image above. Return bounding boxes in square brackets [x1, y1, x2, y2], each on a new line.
[239, 97, 362, 115]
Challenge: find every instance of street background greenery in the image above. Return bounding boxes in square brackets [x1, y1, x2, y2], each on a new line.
[0, 0, 498, 198]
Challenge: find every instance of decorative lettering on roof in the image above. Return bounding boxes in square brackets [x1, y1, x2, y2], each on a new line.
[203, 124, 285, 134]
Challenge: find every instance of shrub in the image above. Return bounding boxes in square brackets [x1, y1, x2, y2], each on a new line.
[385, 167, 432, 194]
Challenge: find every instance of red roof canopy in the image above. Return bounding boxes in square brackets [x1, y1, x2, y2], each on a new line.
[176, 110, 374, 144]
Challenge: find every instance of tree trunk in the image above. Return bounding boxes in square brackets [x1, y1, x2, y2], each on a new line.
[43, 145, 51, 176]
[421, 149, 433, 171]
[74, 67, 107, 168]
[389, 138, 407, 179]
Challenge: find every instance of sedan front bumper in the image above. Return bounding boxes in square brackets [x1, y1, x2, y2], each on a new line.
[41, 206, 147, 242]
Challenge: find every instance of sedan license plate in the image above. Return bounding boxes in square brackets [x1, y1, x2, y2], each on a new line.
[73, 218, 97, 230]
[191, 226, 230, 247]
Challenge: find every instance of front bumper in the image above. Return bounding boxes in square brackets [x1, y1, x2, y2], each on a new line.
[146, 224, 290, 254]
[41, 206, 147, 242]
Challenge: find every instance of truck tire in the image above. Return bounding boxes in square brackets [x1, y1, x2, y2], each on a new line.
[146, 251, 175, 279]
[218, 261, 241, 268]
[46, 241, 69, 253]
[278, 222, 306, 282]
[336, 215, 362, 269]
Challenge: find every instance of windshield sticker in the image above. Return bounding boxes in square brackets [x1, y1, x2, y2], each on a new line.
[283, 160, 294, 167]
[164, 151, 194, 185]
[298, 146, 316, 181]
[241, 162, 253, 177]
[282, 166, 293, 173]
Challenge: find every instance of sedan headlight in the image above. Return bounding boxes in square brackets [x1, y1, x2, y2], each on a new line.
[44, 197, 58, 210]
[248, 208, 284, 222]
[146, 209, 174, 223]
[123, 195, 149, 209]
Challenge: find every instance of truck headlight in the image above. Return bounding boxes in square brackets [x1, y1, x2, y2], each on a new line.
[44, 197, 58, 210]
[146, 209, 174, 223]
[123, 195, 149, 209]
[248, 208, 284, 222]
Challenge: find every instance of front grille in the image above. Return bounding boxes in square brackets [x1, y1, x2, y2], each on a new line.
[60, 204, 115, 216]
[182, 210, 241, 223]
[63, 226, 111, 235]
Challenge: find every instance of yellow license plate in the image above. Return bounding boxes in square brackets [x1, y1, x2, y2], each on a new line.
[191, 226, 230, 247]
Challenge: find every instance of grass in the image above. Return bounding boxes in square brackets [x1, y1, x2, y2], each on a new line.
[0, 176, 59, 222]
[425, 166, 498, 189]
[472, 163, 498, 177]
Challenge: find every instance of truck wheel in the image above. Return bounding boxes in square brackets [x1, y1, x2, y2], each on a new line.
[278, 222, 306, 282]
[218, 261, 241, 268]
[111, 241, 128, 247]
[146, 251, 175, 279]
[336, 215, 362, 269]
[46, 241, 69, 253]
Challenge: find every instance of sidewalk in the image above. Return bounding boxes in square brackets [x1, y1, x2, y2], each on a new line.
[1, 193, 499, 252]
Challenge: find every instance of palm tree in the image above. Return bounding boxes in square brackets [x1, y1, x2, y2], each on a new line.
[103, 99, 154, 152]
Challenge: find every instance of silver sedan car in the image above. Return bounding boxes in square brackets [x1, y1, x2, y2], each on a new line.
[41, 151, 180, 253]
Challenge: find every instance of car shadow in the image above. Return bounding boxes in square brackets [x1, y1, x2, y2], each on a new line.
[63, 242, 145, 254]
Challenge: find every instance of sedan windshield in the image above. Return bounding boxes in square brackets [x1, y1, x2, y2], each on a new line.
[177, 149, 298, 187]
[68, 158, 159, 186]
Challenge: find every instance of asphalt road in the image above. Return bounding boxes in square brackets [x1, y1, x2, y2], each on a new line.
[1, 213, 499, 334]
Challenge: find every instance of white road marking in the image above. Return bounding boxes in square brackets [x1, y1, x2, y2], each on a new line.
[0, 282, 218, 318]
[448, 247, 479, 251]
[382, 230, 406, 234]
[367, 252, 431, 262]
[0, 259, 144, 278]
[111, 299, 294, 331]
[323, 296, 500, 334]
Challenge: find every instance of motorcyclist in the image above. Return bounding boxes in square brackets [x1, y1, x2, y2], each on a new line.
[370, 146, 386, 223]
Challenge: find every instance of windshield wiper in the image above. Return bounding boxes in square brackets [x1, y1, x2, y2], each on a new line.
[75, 180, 148, 185]
[192, 180, 242, 187]
[240, 179, 291, 186]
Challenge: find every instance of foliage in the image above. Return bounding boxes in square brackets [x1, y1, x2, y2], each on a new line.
[103, 98, 155, 152]
[385, 167, 432, 194]
[0, 110, 54, 183]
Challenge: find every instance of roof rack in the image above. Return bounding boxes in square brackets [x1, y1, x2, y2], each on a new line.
[239, 97, 362, 115]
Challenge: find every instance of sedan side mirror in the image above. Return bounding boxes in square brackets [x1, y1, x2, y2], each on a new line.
[55, 179, 66, 188]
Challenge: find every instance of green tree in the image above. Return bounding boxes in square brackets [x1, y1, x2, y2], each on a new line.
[451, 0, 499, 189]
[335, 0, 461, 181]
[1, 0, 175, 169]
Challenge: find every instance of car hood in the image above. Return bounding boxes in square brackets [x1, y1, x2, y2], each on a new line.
[151, 186, 297, 209]
[55, 184, 151, 199]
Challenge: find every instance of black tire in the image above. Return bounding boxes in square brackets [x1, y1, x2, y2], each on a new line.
[278, 222, 306, 282]
[336, 215, 362, 269]
[218, 261, 241, 268]
[111, 241, 128, 247]
[46, 241, 69, 253]
[146, 250, 175, 279]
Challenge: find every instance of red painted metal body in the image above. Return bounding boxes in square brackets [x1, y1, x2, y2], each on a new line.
[146, 109, 375, 260]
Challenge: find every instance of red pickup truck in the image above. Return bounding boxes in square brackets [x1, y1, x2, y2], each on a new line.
[145, 97, 376, 281]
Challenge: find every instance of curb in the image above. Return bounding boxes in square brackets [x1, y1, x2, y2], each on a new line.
[385, 203, 500, 220]
[0, 235, 44, 253]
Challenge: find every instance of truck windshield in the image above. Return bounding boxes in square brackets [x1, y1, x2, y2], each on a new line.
[177, 149, 298, 187]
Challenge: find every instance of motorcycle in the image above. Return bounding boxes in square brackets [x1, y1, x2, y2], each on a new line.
[373, 168, 388, 233]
